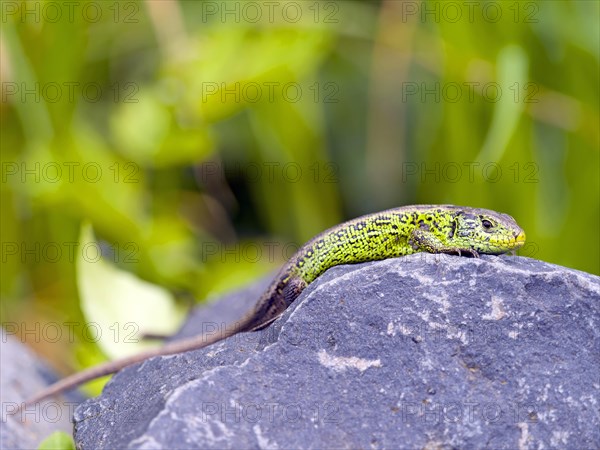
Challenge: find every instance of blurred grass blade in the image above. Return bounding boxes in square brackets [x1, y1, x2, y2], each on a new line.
[477, 45, 528, 163]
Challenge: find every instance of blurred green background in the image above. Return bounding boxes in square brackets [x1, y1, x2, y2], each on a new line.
[1, 1, 598, 380]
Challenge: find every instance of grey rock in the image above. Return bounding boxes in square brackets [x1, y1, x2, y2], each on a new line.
[73, 254, 600, 449]
[1, 328, 83, 450]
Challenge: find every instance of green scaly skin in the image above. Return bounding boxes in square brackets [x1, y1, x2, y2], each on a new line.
[245, 204, 525, 330]
[15, 205, 525, 413]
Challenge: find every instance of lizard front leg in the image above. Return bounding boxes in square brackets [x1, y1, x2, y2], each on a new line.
[409, 228, 479, 258]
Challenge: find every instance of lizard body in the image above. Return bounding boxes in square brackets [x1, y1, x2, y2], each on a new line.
[18, 205, 525, 410]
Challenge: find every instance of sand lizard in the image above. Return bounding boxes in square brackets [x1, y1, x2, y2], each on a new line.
[17, 205, 525, 410]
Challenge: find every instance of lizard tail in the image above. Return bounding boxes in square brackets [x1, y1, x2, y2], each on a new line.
[11, 323, 249, 416]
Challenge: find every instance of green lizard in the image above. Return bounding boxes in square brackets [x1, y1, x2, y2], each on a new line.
[18, 205, 525, 410]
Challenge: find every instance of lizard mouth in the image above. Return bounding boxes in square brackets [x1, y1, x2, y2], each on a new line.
[508, 230, 526, 250]
[489, 230, 526, 251]
[513, 230, 526, 248]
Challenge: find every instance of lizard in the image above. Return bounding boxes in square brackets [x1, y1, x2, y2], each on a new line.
[16, 204, 525, 412]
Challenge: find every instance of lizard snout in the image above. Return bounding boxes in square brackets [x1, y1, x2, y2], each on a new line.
[514, 230, 526, 243]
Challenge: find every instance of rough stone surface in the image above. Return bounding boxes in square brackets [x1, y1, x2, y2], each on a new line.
[73, 255, 600, 449]
[1, 328, 84, 450]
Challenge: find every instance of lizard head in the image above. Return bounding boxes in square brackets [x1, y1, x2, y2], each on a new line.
[450, 208, 526, 255]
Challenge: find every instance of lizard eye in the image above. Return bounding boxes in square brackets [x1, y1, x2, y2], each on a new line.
[481, 219, 493, 230]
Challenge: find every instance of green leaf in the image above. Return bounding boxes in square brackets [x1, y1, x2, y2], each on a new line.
[37, 431, 75, 450]
[76, 223, 186, 359]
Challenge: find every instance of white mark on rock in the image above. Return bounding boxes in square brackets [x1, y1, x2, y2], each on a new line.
[482, 296, 507, 320]
[551, 430, 571, 447]
[387, 321, 422, 341]
[317, 349, 381, 373]
[446, 326, 468, 345]
[387, 322, 395, 336]
[129, 435, 162, 449]
[253, 424, 278, 449]
[418, 310, 431, 322]
[423, 292, 451, 314]
[517, 422, 529, 450]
